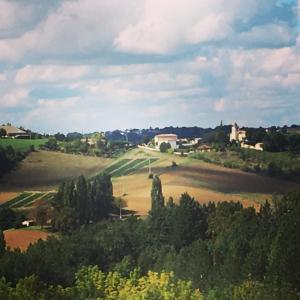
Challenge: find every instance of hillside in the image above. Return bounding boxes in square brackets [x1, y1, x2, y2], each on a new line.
[0, 150, 111, 191]
[109, 149, 298, 214]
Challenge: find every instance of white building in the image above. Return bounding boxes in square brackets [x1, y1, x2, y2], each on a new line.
[230, 123, 246, 142]
[154, 134, 178, 150]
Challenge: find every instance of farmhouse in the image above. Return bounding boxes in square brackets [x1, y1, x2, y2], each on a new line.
[230, 123, 246, 142]
[154, 134, 178, 150]
[0, 125, 29, 138]
[22, 220, 36, 227]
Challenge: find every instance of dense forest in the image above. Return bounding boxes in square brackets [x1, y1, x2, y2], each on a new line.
[0, 174, 299, 299]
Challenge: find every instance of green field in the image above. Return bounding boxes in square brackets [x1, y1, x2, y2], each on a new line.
[103, 157, 158, 177]
[0, 139, 48, 152]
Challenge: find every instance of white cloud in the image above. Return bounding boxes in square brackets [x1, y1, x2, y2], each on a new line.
[15, 64, 91, 84]
[0, 88, 28, 108]
[236, 23, 295, 47]
[114, 0, 277, 54]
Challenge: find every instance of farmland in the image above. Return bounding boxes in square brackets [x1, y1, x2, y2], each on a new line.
[0, 138, 48, 152]
[102, 157, 158, 177]
[3, 228, 49, 251]
[1, 192, 55, 209]
[1, 148, 299, 216]
[0, 150, 111, 191]
[112, 148, 299, 215]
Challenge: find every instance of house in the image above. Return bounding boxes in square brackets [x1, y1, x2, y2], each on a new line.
[241, 142, 263, 151]
[22, 220, 36, 227]
[230, 123, 246, 142]
[0, 125, 30, 138]
[154, 134, 178, 150]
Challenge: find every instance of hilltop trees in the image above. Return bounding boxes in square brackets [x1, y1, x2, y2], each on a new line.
[52, 174, 113, 233]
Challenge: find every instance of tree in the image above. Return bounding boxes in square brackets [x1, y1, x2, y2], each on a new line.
[0, 208, 16, 230]
[268, 189, 300, 289]
[0, 230, 6, 255]
[151, 175, 164, 211]
[0, 128, 6, 138]
[35, 205, 49, 228]
[160, 142, 171, 153]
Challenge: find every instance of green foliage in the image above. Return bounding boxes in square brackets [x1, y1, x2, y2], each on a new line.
[160, 142, 171, 153]
[0, 208, 16, 230]
[0, 230, 5, 255]
[150, 175, 164, 211]
[43, 138, 59, 151]
[52, 174, 113, 233]
[0, 182, 299, 299]
[0, 145, 26, 177]
[69, 265, 202, 300]
[192, 148, 300, 180]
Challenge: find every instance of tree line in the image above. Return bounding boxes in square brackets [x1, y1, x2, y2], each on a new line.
[0, 175, 299, 299]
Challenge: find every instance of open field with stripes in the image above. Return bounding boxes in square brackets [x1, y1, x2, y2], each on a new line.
[0, 191, 55, 209]
[102, 157, 158, 177]
[1, 148, 298, 217]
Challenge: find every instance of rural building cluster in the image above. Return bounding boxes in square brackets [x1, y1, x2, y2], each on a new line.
[230, 123, 264, 151]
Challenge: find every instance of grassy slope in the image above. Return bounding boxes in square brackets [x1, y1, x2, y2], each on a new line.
[0, 150, 112, 191]
[0, 139, 48, 152]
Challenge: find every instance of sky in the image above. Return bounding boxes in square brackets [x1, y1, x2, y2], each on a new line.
[0, 0, 299, 133]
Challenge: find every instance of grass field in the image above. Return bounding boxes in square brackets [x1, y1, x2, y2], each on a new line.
[0, 150, 112, 191]
[0, 138, 48, 152]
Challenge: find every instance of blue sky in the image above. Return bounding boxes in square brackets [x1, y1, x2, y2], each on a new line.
[0, 0, 299, 133]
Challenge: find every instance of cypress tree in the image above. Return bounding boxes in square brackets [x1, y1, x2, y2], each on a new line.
[0, 230, 5, 255]
[151, 175, 164, 211]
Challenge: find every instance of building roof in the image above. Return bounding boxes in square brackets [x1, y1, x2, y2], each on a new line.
[0, 125, 26, 135]
[155, 134, 178, 138]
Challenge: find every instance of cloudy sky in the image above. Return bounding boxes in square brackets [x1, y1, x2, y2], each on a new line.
[0, 0, 299, 133]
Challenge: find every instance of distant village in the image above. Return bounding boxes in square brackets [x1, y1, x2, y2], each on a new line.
[140, 123, 268, 154]
[1, 122, 300, 157]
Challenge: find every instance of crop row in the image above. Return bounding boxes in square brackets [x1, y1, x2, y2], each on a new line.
[1, 192, 31, 208]
[103, 159, 131, 175]
[112, 159, 146, 177]
[11, 193, 45, 208]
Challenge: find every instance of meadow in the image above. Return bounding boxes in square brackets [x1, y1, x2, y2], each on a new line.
[0, 138, 48, 152]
